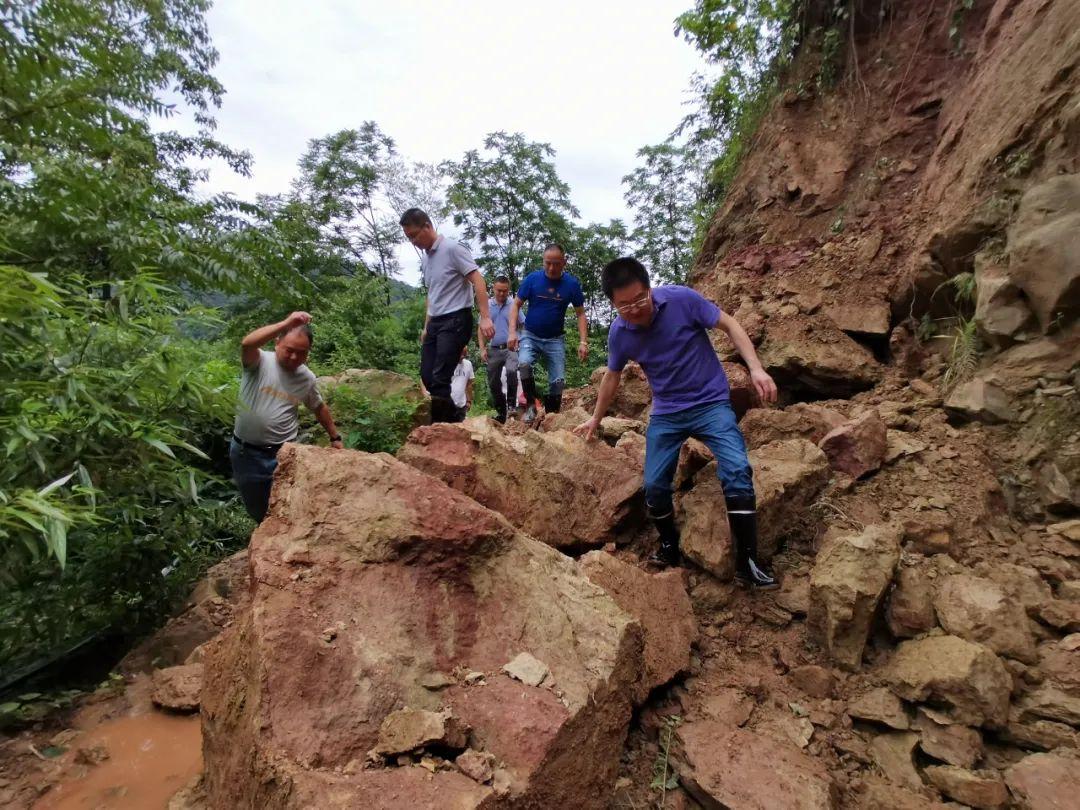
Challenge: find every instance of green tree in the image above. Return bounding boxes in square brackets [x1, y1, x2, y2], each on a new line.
[443, 131, 579, 286]
[622, 143, 697, 285]
[294, 124, 404, 282]
[0, 0, 295, 677]
[566, 219, 630, 326]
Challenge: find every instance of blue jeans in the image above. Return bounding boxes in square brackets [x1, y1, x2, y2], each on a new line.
[518, 330, 565, 394]
[644, 400, 754, 516]
[229, 438, 279, 522]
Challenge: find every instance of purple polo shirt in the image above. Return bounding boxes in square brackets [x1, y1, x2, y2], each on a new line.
[607, 286, 730, 415]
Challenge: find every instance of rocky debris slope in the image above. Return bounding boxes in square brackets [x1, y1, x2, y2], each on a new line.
[197, 444, 698, 810]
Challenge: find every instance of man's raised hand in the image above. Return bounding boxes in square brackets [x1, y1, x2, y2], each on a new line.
[286, 311, 312, 328]
[572, 417, 599, 442]
[750, 368, 778, 404]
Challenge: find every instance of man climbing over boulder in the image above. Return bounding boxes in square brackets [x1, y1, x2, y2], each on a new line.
[507, 243, 588, 423]
[231, 311, 342, 522]
[477, 274, 524, 423]
[400, 208, 495, 423]
[573, 258, 780, 588]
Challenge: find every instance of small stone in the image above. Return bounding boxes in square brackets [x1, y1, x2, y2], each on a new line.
[151, 664, 203, 713]
[455, 749, 496, 784]
[73, 744, 110, 766]
[420, 671, 455, 690]
[492, 768, 513, 797]
[790, 665, 837, 699]
[849, 688, 910, 730]
[868, 731, 922, 791]
[923, 765, 1008, 808]
[371, 709, 469, 756]
[912, 707, 982, 767]
[502, 652, 550, 687]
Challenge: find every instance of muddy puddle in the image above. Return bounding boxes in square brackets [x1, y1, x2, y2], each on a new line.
[34, 711, 201, 810]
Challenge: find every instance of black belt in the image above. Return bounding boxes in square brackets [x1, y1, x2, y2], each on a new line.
[490, 343, 508, 350]
[232, 434, 282, 453]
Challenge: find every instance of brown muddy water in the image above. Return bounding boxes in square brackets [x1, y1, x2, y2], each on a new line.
[33, 711, 201, 810]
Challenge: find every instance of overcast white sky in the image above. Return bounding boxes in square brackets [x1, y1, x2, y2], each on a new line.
[197, 0, 702, 283]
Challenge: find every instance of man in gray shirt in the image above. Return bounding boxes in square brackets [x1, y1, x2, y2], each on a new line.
[231, 311, 342, 521]
[400, 208, 494, 423]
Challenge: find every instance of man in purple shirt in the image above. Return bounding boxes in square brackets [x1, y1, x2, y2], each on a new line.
[574, 257, 779, 588]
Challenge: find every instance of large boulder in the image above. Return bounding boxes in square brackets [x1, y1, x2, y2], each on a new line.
[808, 525, 901, 670]
[200, 445, 643, 809]
[397, 419, 643, 551]
[318, 368, 430, 428]
[675, 723, 837, 810]
[755, 314, 883, 398]
[884, 635, 1011, 728]
[817, 410, 888, 479]
[1006, 174, 1080, 331]
[680, 439, 830, 578]
[1005, 753, 1080, 810]
[577, 551, 697, 704]
[740, 403, 847, 451]
[933, 574, 1038, 664]
[973, 251, 1035, 347]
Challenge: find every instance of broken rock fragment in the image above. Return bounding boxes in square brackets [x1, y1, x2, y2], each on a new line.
[933, 573, 1038, 664]
[808, 524, 900, 670]
[501, 652, 550, 688]
[848, 687, 910, 730]
[818, 410, 888, 479]
[676, 722, 837, 810]
[371, 709, 469, 757]
[578, 550, 696, 704]
[151, 664, 203, 713]
[884, 635, 1011, 727]
[922, 765, 1008, 809]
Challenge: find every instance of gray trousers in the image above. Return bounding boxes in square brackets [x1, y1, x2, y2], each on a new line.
[485, 346, 519, 413]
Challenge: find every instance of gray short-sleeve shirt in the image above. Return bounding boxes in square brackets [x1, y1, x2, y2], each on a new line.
[233, 350, 323, 445]
[423, 235, 478, 316]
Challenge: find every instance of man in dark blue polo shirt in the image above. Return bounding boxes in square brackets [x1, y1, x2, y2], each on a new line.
[507, 243, 588, 423]
[573, 257, 780, 588]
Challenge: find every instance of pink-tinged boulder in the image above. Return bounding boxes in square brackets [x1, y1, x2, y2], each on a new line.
[809, 525, 901, 670]
[884, 635, 1011, 728]
[740, 403, 847, 451]
[578, 551, 697, 704]
[818, 410, 888, 479]
[200, 445, 643, 810]
[675, 723, 837, 810]
[1005, 753, 1080, 810]
[933, 574, 1038, 664]
[398, 419, 642, 550]
[680, 439, 830, 578]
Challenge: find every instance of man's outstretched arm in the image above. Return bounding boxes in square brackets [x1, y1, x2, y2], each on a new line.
[716, 311, 777, 404]
[241, 311, 311, 368]
[313, 402, 343, 448]
[573, 369, 622, 441]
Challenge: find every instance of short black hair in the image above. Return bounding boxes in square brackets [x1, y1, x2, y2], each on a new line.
[543, 242, 566, 256]
[601, 257, 650, 300]
[399, 208, 432, 228]
[283, 323, 314, 346]
[492, 275, 511, 285]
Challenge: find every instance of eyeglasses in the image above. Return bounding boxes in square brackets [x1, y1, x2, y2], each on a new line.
[614, 292, 651, 314]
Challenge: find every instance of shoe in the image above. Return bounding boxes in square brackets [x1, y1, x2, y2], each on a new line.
[495, 409, 507, 424]
[728, 494, 779, 590]
[647, 508, 681, 567]
[523, 403, 537, 424]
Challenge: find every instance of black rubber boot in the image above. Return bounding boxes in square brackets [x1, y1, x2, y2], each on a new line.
[544, 380, 564, 414]
[494, 407, 507, 424]
[520, 366, 539, 424]
[727, 494, 778, 590]
[648, 508, 681, 567]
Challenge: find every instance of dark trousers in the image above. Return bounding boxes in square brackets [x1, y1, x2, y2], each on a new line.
[421, 307, 473, 423]
[229, 438, 279, 522]
[485, 345, 519, 414]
